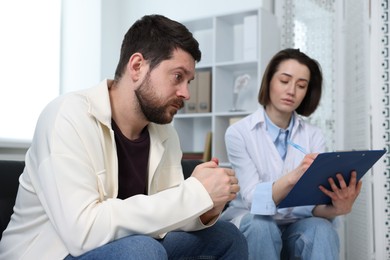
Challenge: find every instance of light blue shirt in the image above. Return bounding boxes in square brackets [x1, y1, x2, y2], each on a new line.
[264, 111, 294, 160]
[221, 106, 326, 226]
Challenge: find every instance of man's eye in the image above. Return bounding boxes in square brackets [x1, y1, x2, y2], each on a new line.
[175, 74, 183, 81]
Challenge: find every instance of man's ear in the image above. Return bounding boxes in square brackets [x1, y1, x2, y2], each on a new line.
[127, 53, 145, 81]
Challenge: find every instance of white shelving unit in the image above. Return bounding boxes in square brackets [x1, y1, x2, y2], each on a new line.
[174, 8, 280, 165]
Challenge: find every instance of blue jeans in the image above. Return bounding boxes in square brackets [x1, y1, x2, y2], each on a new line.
[65, 220, 248, 259]
[239, 214, 339, 260]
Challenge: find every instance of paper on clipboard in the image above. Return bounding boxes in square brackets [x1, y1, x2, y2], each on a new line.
[278, 149, 386, 208]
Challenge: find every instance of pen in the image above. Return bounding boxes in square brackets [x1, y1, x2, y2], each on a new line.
[287, 140, 308, 154]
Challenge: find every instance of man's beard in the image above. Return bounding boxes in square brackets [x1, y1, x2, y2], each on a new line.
[135, 72, 184, 124]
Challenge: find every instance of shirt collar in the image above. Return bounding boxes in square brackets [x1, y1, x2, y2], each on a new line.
[264, 110, 295, 142]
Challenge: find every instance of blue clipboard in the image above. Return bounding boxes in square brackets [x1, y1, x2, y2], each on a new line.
[278, 149, 386, 208]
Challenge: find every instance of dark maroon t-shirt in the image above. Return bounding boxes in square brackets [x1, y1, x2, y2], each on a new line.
[112, 120, 150, 199]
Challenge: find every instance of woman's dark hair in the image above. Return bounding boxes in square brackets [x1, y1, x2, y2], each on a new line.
[114, 14, 201, 80]
[258, 48, 323, 116]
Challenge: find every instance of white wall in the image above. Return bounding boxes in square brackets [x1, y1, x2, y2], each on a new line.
[122, 0, 272, 22]
[61, 0, 102, 93]
[0, 0, 60, 142]
[61, 0, 274, 93]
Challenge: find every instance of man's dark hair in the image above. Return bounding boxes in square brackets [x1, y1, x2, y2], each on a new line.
[258, 48, 323, 117]
[114, 14, 201, 80]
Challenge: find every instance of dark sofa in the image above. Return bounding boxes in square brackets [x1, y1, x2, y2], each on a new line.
[0, 160, 25, 240]
[0, 159, 202, 240]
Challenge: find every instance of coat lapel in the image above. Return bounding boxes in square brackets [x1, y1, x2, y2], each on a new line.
[147, 123, 168, 193]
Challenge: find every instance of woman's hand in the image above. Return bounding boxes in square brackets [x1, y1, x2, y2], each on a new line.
[288, 153, 318, 185]
[313, 171, 362, 218]
[273, 153, 317, 205]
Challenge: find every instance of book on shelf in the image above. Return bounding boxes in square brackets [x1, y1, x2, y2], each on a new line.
[183, 70, 211, 113]
[182, 152, 204, 160]
[202, 131, 212, 161]
[184, 74, 198, 113]
[197, 71, 211, 113]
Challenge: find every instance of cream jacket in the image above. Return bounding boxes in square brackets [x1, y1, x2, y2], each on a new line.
[0, 80, 213, 259]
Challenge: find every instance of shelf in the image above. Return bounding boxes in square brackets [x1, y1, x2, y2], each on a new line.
[215, 10, 259, 63]
[173, 117, 211, 153]
[182, 18, 214, 66]
[215, 60, 258, 69]
[175, 113, 212, 119]
[174, 8, 280, 165]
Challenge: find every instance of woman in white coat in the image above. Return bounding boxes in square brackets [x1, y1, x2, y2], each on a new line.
[221, 48, 362, 260]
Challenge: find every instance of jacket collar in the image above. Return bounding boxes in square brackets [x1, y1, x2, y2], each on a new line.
[147, 123, 169, 189]
[82, 79, 113, 128]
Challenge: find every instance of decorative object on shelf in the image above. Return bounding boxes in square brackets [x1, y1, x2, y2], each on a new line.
[230, 74, 251, 112]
